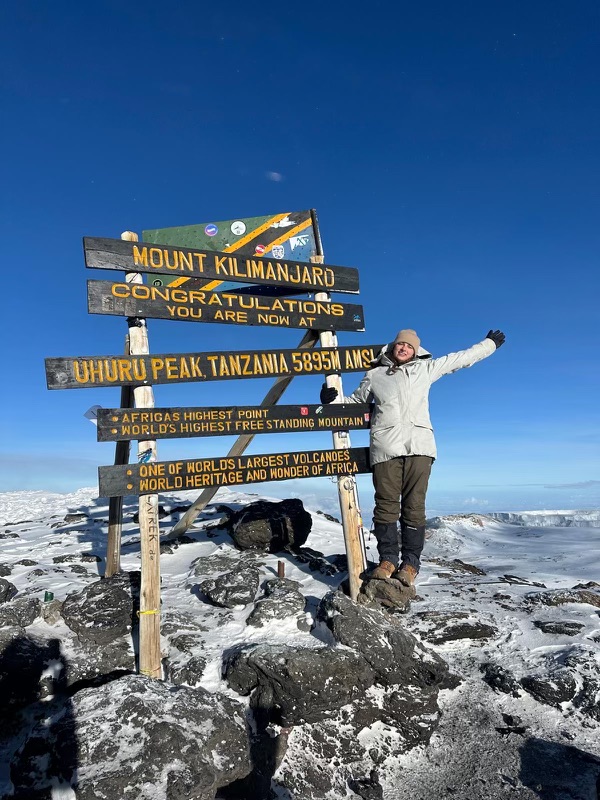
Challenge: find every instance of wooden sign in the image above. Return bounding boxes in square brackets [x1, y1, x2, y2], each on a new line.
[84, 236, 360, 294]
[87, 280, 365, 332]
[46, 343, 384, 390]
[97, 403, 372, 441]
[98, 446, 371, 497]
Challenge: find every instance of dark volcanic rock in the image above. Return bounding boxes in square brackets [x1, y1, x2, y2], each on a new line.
[426, 621, 497, 645]
[67, 637, 136, 688]
[521, 671, 577, 706]
[359, 576, 413, 611]
[526, 588, 600, 608]
[167, 656, 207, 687]
[348, 770, 384, 799]
[228, 498, 312, 552]
[191, 550, 258, 579]
[11, 674, 251, 800]
[292, 546, 341, 575]
[0, 564, 11, 577]
[480, 662, 521, 696]
[533, 620, 585, 636]
[0, 596, 42, 628]
[62, 572, 139, 645]
[319, 591, 458, 690]
[246, 577, 308, 629]
[64, 512, 87, 524]
[225, 643, 375, 725]
[199, 563, 260, 608]
[0, 578, 18, 604]
[0, 631, 65, 716]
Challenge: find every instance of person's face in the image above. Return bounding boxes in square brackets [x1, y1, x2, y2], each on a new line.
[393, 341, 415, 364]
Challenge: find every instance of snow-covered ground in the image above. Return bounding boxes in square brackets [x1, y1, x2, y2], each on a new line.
[1, 487, 599, 798]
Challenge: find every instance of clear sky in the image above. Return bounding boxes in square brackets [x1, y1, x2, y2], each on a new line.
[1, 1, 599, 515]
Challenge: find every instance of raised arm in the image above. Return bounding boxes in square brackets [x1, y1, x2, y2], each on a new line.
[427, 330, 504, 383]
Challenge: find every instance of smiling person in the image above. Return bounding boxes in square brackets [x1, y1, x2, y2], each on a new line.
[320, 328, 505, 591]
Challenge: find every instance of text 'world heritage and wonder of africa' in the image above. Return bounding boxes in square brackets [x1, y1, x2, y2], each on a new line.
[98, 447, 372, 497]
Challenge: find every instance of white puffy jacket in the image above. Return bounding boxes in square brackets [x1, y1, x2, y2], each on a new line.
[342, 338, 497, 464]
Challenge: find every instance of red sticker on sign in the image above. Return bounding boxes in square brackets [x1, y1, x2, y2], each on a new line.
[255, 244, 266, 255]
[300, 406, 309, 416]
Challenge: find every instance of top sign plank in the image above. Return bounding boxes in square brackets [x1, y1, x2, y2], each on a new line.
[84, 236, 360, 294]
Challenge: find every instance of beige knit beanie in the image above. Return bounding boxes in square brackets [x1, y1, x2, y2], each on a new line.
[393, 329, 420, 353]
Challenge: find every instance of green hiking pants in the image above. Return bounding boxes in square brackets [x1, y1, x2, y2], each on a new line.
[372, 455, 433, 528]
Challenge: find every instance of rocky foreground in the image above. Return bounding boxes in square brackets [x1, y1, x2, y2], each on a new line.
[0, 489, 599, 799]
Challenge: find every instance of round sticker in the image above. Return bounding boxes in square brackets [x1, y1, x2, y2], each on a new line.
[230, 221, 246, 236]
[204, 224, 218, 237]
[271, 245, 285, 259]
[255, 244, 266, 255]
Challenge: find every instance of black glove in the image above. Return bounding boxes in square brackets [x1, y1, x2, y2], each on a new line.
[320, 383, 338, 404]
[486, 329, 505, 349]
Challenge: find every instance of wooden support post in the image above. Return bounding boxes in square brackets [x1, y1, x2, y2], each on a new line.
[312, 254, 367, 602]
[105, 335, 133, 578]
[166, 328, 320, 539]
[121, 230, 162, 679]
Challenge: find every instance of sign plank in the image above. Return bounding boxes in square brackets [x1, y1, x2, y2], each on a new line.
[87, 280, 365, 332]
[97, 404, 372, 441]
[46, 343, 384, 390]
[84, 236, 360, 294]
[98, 447, 372, 497]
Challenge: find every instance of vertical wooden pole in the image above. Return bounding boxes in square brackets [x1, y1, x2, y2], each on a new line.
[105, 335, 133, 578]
[121, 230, 162, 679]
[310, 211, 366, 601]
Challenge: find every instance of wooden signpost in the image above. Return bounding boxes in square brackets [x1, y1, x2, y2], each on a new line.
[45, 209, 374, 681]
[99, 447, 371, 497]
[86, 279, 365, 331]
[84, 236, 360, 294]
[45, 344, 383, 390]
[97, 403, 372, 441]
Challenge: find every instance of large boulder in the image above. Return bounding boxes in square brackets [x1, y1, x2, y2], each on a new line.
[227, 499, 312, 552]
[0, 631, 64, 717]
[0, 595, 42, 628]
[225, 643, 375, 726]
[246, 577, 309, 630]
[0, 577, 17, 604]
[319, 591, 458, 690]
[11, 674, 251, 800]
[199, 563, 260, 608]
[61, 572, 140, 645]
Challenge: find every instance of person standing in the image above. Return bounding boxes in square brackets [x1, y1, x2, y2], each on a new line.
[320, 328, 505, 588]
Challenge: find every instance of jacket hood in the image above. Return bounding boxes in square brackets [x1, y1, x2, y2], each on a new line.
[372, 342, 432, 368]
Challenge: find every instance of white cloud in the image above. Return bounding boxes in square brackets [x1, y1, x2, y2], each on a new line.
[462, 497, 489, 507]
[265, 171, 284, 182]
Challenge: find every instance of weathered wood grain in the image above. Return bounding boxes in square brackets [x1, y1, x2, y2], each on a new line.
[97, 403, 372, 441]
[99, 446, 372, 497]
[83, 236, 360, 294]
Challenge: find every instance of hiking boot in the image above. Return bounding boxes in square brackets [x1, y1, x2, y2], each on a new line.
[370, 560, 396, 580]
[394, 563, 419, 587]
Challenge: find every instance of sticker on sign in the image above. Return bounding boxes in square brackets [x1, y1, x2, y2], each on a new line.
[204, 224, 218, 237]
[230, 221, 246, 236]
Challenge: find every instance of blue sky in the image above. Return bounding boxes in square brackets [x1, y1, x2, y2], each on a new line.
[1, 1, 599, 514]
